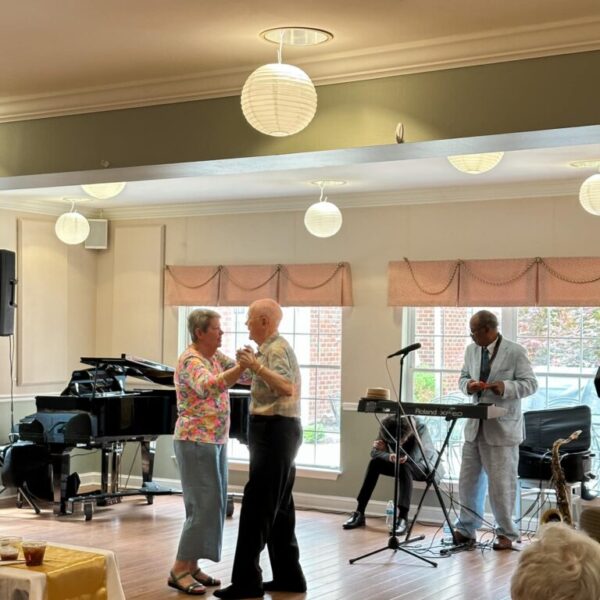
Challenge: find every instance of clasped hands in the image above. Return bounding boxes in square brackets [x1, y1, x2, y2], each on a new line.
[372, 439, 407, 463]
[467, 379, 505, 396]
[236, 345, 261, 372]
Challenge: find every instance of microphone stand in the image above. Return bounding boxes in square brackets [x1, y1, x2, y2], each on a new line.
[349, 352, 437, 567]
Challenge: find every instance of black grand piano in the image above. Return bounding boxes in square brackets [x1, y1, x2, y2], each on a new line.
[12, 355, 178, 518]
[10, 355, 250, 519]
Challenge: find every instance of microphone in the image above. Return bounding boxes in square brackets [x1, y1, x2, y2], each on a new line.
[386, 342, 421, 359]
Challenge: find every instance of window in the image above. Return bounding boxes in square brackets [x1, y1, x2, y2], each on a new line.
[405, 307, 600, 481]
[178, 306, 342, 470]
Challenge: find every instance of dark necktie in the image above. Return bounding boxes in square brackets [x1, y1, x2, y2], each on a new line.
[480, 347, 491, 383]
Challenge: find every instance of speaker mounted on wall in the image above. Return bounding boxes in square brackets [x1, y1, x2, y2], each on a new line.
[84, 219, 108, 250]
[0, 249, 17, 336]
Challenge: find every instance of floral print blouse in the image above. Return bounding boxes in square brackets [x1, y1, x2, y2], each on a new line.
[173, 345, 236, 444]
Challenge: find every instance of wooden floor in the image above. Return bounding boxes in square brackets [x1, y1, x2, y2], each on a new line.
[0, 494, 525, 600]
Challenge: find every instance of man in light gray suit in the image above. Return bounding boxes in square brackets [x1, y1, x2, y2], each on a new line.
[454, 310, 537, 550]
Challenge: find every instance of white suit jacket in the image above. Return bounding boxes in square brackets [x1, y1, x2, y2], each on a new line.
[458, 336, 538, 446]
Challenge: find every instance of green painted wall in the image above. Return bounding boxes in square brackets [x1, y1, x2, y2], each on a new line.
[0, 51, 598, 177]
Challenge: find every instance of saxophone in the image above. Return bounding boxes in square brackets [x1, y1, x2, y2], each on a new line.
[539, 429, 582, 526]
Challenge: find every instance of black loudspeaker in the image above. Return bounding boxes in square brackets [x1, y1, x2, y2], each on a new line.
[0, 442, 53, 500]
[0, 250, 16, 336]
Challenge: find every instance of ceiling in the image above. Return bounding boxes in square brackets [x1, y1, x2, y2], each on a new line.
[0, 1, 599, 217]
[1, 0, 599, 120]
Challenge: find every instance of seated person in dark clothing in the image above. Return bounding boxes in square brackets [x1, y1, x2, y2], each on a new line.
[343, 415, 440, 535]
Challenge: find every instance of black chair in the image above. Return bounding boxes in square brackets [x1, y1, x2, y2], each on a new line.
[517, 405, 594, 529]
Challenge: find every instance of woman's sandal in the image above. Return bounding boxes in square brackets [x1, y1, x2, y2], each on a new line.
[191, 568, 221, 587]
[168, 571, 206, 595]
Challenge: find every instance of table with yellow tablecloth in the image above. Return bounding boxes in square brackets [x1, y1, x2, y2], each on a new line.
[0, 543, 125, 600]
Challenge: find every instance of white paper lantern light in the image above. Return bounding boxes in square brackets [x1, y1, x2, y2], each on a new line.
[241, 63, 317, 137]
[81, 182, 126, 200]
[304, 199, 342, 238]
[448, 152, 504, 174]
[579, 173, 600, 216]
[55, 210, 90, 245]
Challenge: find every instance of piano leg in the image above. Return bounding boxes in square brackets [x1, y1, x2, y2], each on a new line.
[140, 440, 157, 503]
[100, 446, 111, 496]
[110, 442, 123, 495]
[98, 443, 122, 506]
[51, 450, 71, 515]
[140, 440, 156, 485]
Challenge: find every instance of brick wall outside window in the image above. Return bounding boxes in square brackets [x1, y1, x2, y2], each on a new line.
[406, 306, 600, 482]
[179, 306, 342, 469]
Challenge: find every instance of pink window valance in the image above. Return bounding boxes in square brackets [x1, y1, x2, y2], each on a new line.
[388, 257, 600, 307]
[165, 262, 353, 307]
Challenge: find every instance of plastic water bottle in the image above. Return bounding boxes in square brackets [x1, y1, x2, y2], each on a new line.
[385, 500, 394, 529]
[442, 520, 453, 545]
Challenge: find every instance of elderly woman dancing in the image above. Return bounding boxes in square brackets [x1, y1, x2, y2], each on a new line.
[168, 308, 247, 596]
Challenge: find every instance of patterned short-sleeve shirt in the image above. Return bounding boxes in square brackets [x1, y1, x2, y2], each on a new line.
[251, 333, 301, 418]
[173, 345, 235, 444]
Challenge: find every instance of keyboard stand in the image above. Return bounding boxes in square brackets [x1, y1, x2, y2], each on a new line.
[349, 352, 438, 567]
[404, 417, 472, 553]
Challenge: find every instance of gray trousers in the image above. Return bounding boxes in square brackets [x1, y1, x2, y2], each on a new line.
[457, 429, 519, 540]
[174, 439, 228, 562]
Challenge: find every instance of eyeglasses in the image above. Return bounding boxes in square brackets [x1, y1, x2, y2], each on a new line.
[470, 326, 488, 338]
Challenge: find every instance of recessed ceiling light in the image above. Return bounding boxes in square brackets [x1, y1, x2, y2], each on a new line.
[309, 180, 346, 187]
[261, 27, 333, 46]
[81, 182, 126, 200]
[447, 152, 504, 174]
[569, 159, 600, 169]
[58, 196, 92, 203]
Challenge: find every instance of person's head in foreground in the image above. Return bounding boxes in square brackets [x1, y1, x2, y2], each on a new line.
[511, 523, 600, 600]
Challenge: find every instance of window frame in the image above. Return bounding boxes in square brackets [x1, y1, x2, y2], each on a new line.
[177, 305, 343, 472]
[402, 306, 600, 482]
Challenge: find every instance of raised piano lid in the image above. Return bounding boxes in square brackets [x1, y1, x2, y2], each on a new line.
[79, 354, 174, 386]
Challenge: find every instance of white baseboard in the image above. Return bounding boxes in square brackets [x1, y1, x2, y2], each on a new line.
[226, 483, 490, 526]
[11, 471, 500, 528]
[80, 472, 182, 491]
[81, 471, 453, 524]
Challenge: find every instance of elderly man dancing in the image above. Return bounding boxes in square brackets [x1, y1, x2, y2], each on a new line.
[215, 299, 305, 600]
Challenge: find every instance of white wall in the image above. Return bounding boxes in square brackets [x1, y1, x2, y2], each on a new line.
[0, 212, 97, 453]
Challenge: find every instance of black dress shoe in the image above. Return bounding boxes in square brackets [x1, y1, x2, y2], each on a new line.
[453, 531, 476, 545]
[263, 580, 307, 593]
[343, 511, 365, 529]
[392, 517, 407, 536]
[213, 584, 264, 599]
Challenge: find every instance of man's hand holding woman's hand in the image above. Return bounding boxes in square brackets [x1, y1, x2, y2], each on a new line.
[236, 346, 263, 374]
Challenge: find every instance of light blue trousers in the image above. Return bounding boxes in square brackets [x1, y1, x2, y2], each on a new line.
[174, 439, 228, 562]
[456, 430, 519, 540]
